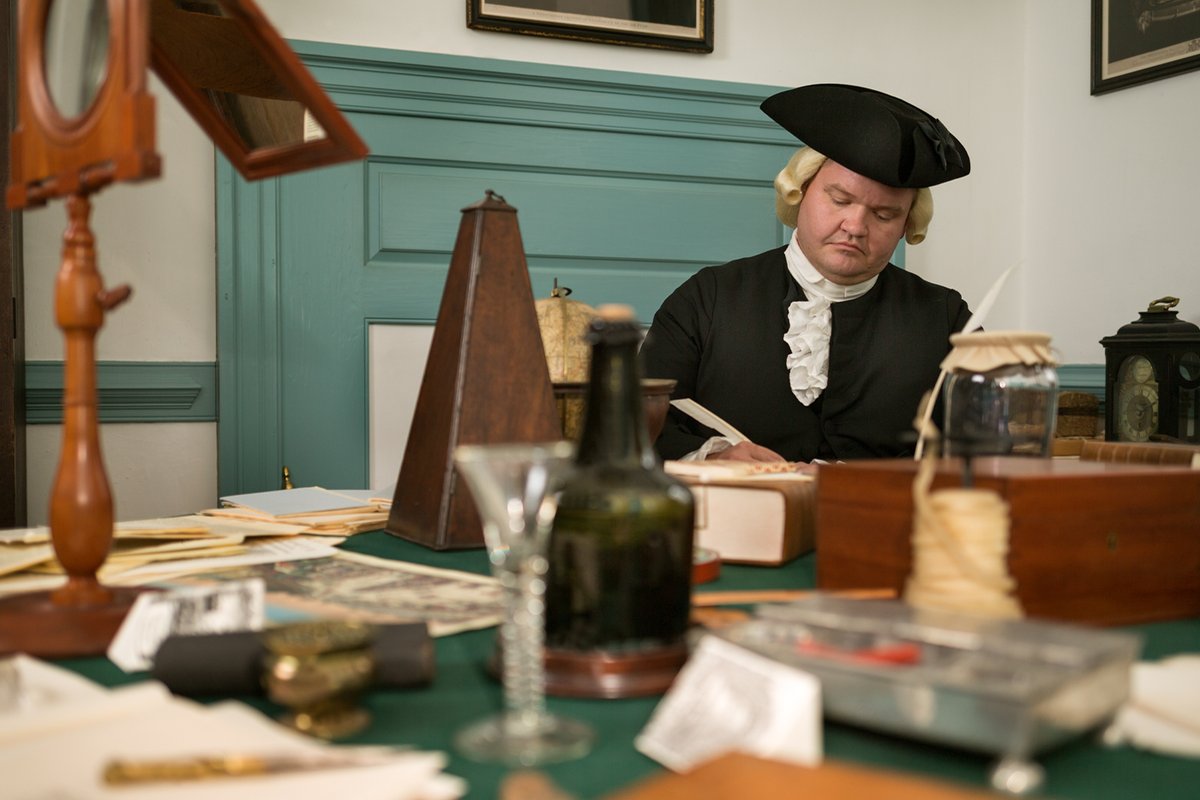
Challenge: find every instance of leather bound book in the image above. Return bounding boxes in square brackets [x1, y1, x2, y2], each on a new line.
[1080, 439, 1200, 466]
[666, 462, 816, 565]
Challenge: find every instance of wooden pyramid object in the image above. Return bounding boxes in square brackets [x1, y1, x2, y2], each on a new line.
[386, 192, 562, 549]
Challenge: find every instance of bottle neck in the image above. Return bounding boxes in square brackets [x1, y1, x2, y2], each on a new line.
[577, 337, 655, 467]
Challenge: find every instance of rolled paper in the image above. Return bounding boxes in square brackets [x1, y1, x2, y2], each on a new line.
[151, 622, 433, 696]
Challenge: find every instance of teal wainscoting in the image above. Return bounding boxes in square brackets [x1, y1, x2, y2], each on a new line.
[24, 362, 218, 424]
[217, 43, 799, 495]
[1057, 364, 1105, 397]
[1057, 363, 1107, 418]
[19, 361, 1104, 426]
[216, 42, 1107, 495]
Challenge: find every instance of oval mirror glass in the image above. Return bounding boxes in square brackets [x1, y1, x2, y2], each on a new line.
[43, 0, 111, 120]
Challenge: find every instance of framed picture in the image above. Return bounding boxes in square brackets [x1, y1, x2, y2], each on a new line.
[467, 0, 714, 53]
[1092, 0, 1200, 94]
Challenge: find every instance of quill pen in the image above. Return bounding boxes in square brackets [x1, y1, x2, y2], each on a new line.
[960, 264, 1014, 337]
[669, 399, 750, 444]
[913, 265, 1015, 459]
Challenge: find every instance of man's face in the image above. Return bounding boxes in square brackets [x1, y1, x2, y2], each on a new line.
[794, 160, 916, 286]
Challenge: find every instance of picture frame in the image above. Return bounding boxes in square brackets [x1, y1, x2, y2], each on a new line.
[1092, 0, 1200, 95]
[467, 0, 713, 53]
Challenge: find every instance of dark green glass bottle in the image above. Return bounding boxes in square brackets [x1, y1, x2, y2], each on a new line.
[545, 305, 694, 655]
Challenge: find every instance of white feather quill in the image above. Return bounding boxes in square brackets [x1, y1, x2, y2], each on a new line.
[960, 265, 1014, 335]
[669, 399, 750, 444]
[913, 265, 1016, 459]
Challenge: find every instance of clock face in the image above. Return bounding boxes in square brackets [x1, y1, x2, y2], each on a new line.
[1116, 355, 1159, 441]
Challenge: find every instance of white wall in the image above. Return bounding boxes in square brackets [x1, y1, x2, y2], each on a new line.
[22, 78, 218, 524]
[21, 1, 1200, 521]
[1024, 2, 1200, 359]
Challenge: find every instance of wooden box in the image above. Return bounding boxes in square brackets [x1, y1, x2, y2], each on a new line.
[816, 457, 1200, 626]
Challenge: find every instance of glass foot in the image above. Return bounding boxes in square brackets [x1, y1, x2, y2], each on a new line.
[455, 712, 594, 767]
[990, 756, 1044, 795]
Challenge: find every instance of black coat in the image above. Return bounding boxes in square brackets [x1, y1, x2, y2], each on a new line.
[640, 246, 971, 461]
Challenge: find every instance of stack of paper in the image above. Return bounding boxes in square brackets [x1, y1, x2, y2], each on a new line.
[204, 487, 391, 537]
[0, 655, 465, 799]
[0, 501, 501, 638]
[0, 517, 342, 597]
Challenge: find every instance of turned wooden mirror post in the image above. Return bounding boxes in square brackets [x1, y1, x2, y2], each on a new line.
[1, 0, 160, 656]
[51, 193, 133, 608]
[2, 0, 366, 657]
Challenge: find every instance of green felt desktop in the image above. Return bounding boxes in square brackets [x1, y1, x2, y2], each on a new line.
[55, 531, 1200, 800]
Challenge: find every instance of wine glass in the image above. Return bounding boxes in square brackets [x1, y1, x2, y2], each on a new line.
[452, 441, 594, 766]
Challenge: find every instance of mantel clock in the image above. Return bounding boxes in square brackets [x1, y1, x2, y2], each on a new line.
[1100, 297, 1200, 443]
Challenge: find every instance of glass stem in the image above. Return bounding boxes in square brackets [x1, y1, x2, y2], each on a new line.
[502, 552, 548, 733]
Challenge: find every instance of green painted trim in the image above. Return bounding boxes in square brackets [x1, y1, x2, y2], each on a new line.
[218, 44, 802, 496]
[217, 44, 1109, 496]
[25, 361, 217, 424]
[1057, 363, 1105, 397]
[296, 42, 794, 146]
[217, 167, 284, 496]
[1057, 363, 1107, 419]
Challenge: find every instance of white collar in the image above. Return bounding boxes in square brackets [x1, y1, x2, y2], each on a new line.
[784, 234, 878, 302]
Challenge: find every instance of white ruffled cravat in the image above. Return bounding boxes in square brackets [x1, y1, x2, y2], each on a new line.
[783, 236, 877, 405]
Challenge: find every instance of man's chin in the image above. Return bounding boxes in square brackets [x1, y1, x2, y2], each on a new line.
[817, 259, 877, 285]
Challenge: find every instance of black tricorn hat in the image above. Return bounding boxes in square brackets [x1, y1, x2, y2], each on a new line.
[761, 83, 970, 188]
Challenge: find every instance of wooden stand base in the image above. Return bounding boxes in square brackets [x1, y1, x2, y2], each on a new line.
[0, 587, 142, 658]
[543, 643, 689, 699]
[487, 640, 690, 699]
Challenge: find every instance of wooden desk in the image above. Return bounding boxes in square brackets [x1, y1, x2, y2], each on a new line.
[54, 532, 1200, 799]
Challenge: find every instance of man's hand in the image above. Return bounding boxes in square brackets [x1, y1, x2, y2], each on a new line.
[706, 442, 786, 462]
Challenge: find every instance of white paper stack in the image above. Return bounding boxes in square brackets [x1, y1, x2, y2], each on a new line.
[0, 655, 465, 800]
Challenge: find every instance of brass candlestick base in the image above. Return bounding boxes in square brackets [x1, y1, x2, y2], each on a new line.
[263, 621, 376, 740]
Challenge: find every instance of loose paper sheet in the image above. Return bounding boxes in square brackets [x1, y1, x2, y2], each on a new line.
[155, 550, 502, 636]
[0, 659, 465, 800]
[0, 543, 54, 577]
[219, 487, 378, 518]
[107, 579, 266, 672]
[108, 537, 343, 585]
[636, 634, 822, 772]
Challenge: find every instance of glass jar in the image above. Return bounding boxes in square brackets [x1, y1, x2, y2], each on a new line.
[942, 331, 1059, 457]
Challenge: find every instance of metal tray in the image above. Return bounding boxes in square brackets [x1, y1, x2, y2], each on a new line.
[714, 597, 1142, 792]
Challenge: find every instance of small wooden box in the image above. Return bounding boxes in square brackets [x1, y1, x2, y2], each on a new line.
[816, 457, 1200, 626]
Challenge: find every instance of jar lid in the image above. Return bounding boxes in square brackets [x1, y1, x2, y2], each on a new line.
[942, 330, 1057, 372]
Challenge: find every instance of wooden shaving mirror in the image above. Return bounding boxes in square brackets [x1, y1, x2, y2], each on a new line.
[2, 0, 367, 657]
[147, 0, 368, 181]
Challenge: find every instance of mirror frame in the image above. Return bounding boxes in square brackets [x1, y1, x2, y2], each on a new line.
[148, 0, 368, 181]
[7, 0, 160, 209]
